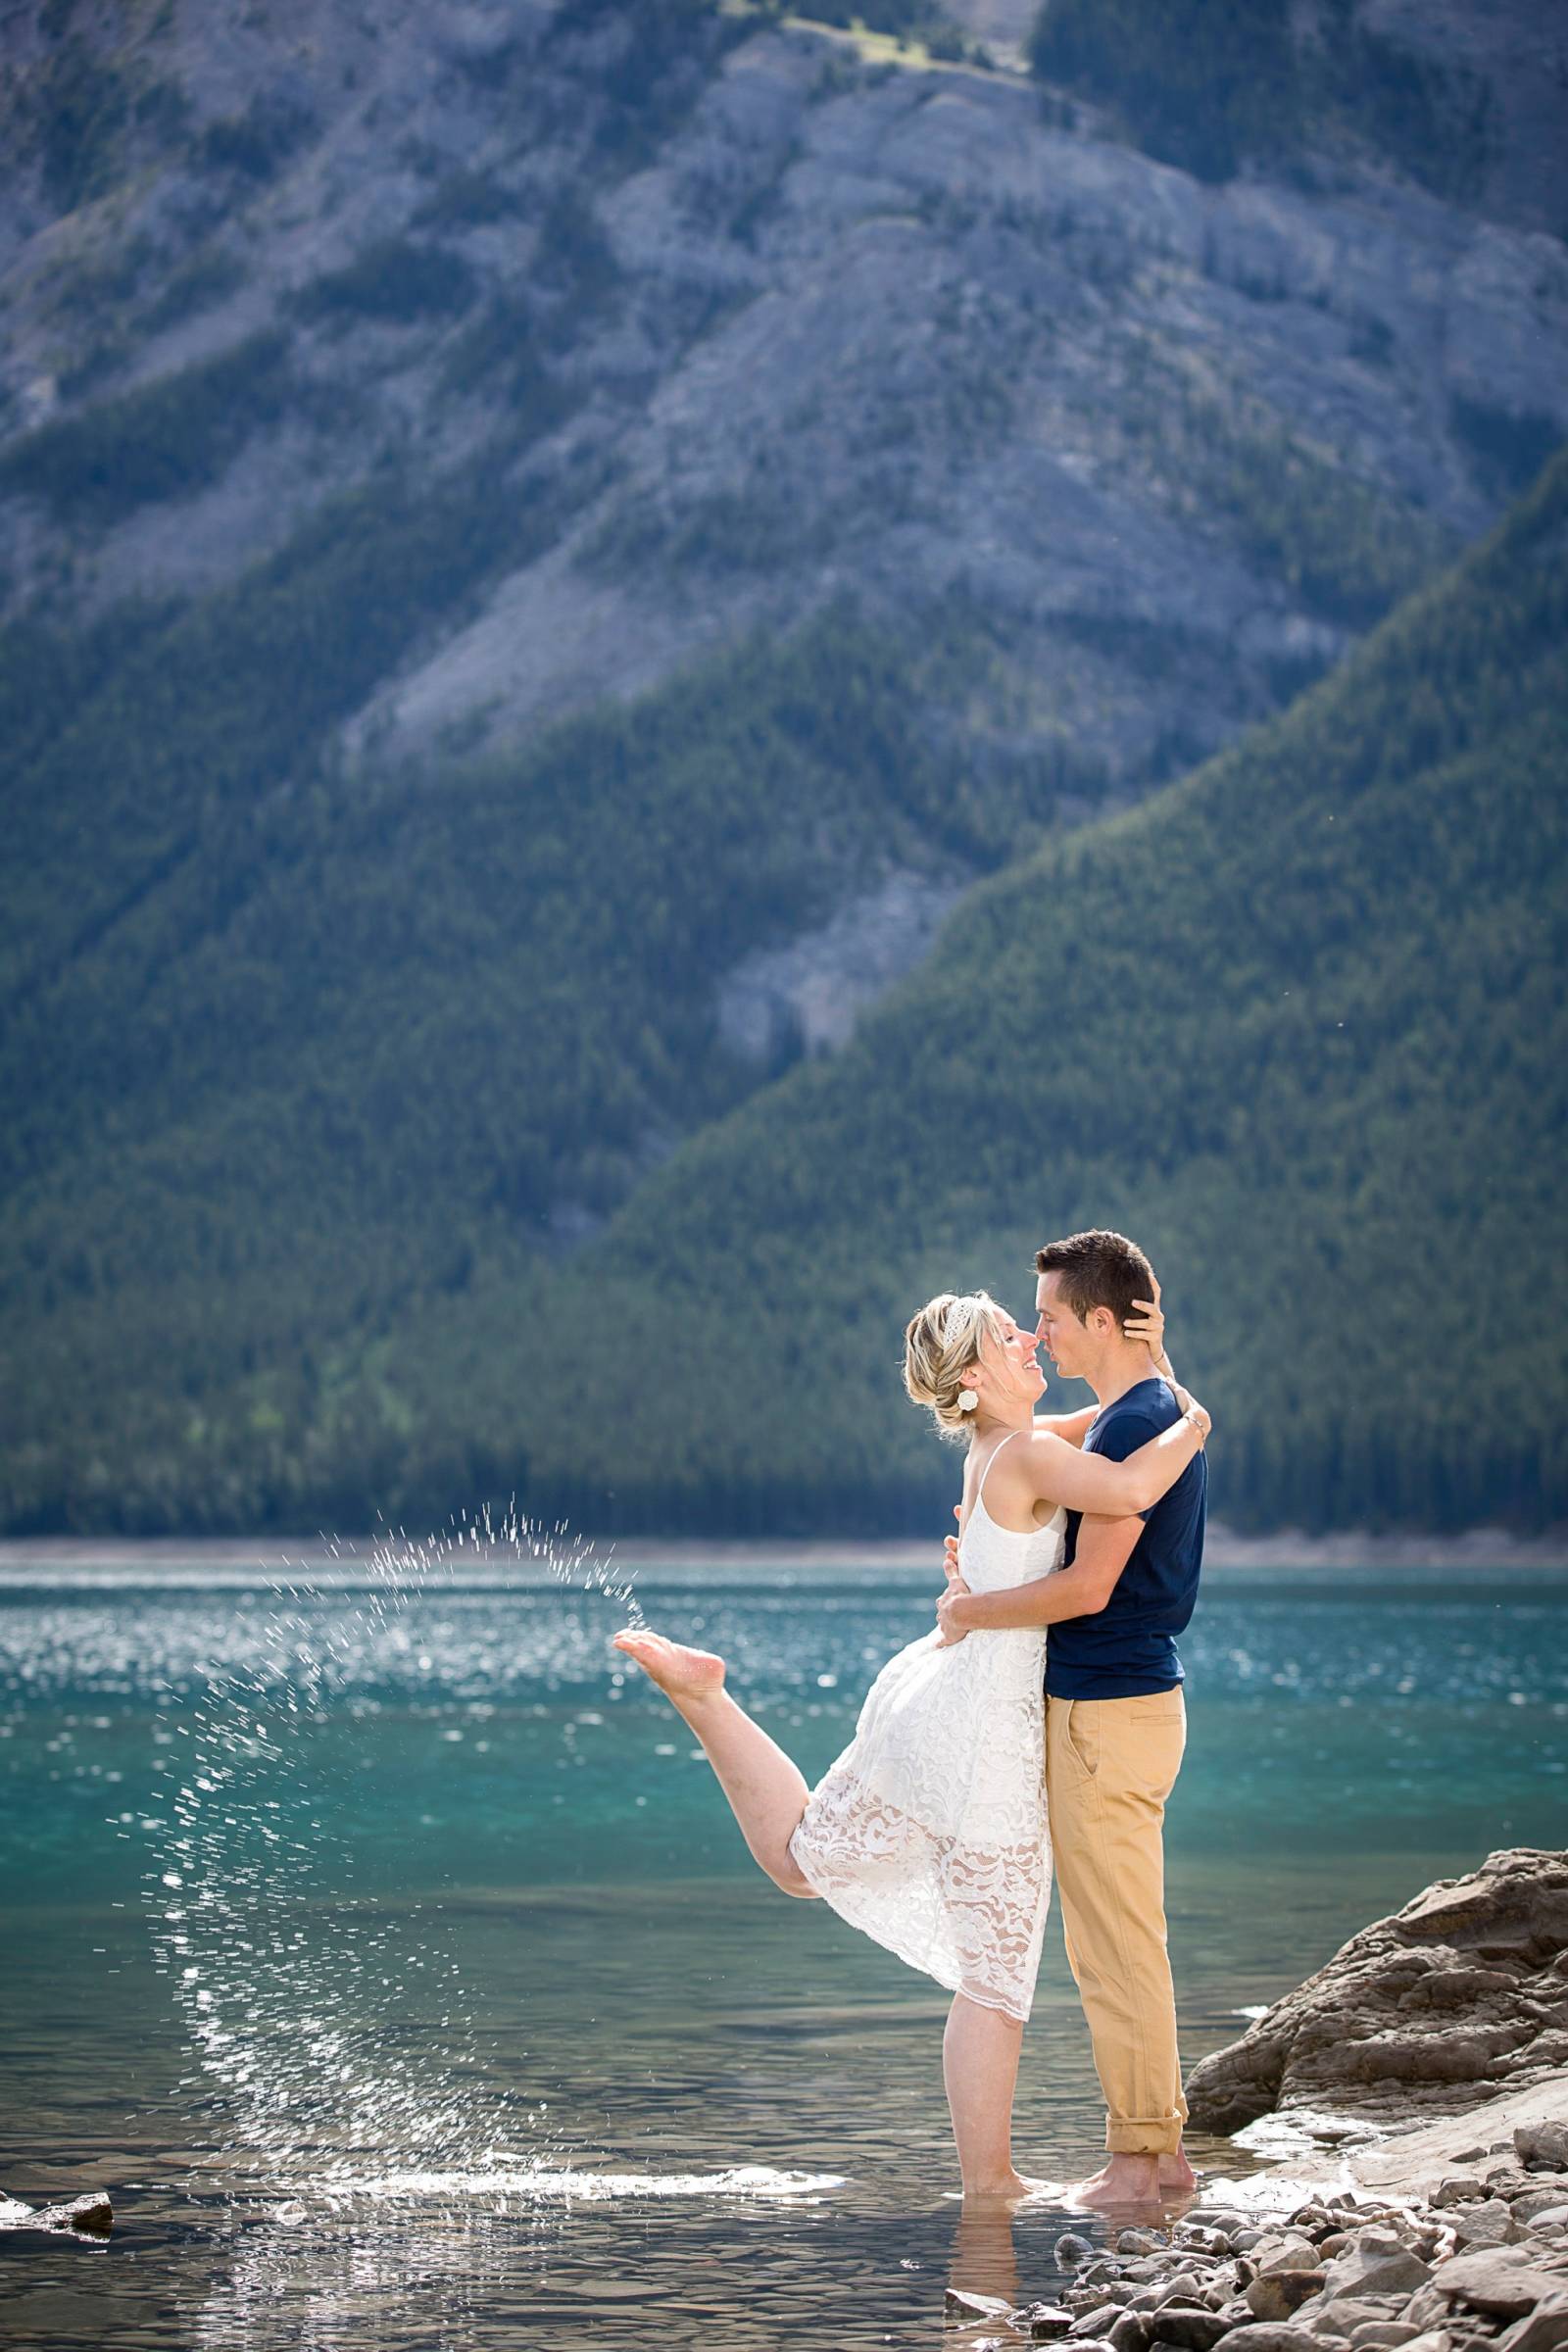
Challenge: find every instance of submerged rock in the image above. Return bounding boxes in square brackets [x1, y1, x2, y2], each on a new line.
[0, 2188, 113, 2235]
[1184, 1850, 1568, 2137]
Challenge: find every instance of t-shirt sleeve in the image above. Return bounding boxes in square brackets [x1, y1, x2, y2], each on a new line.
[1093, 1410, 1165, 1521]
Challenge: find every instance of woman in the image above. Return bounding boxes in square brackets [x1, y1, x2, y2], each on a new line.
[613, 1287, 1209, 2195]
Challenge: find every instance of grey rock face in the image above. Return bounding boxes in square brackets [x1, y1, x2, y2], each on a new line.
[4, 1, 1568, 841]
[1184, 1849, 1568, 2135]
[715, 868, 962, 1062]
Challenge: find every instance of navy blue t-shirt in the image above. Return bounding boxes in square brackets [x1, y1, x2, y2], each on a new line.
[1045, 1377, 1207, 1700]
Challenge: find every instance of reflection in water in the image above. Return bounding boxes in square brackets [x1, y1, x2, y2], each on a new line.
[949, 2197, 1025, 2317]
[196, 2168, 845, 2352]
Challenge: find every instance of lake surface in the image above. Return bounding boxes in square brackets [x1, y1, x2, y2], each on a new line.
[2, 1539, 1565, 2350]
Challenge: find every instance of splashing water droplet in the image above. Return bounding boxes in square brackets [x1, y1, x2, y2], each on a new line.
[141, 1503, 642, 2199]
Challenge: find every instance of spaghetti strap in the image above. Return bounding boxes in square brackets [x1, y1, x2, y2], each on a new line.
[974, 1428, 1025, 1515]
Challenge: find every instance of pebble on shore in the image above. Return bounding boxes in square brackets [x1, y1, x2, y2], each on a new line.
[996, 2129, 1568, 2352]
[963, 1848, 1568, 2350]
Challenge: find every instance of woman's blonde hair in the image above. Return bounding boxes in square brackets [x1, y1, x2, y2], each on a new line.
[904, 1290, 1005, 1442]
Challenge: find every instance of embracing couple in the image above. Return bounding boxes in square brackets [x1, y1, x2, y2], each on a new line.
[615, 1227, 1210, 2207]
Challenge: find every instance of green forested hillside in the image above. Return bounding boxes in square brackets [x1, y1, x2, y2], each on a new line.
[4, 452, 1564, 1533]
[421, 445, 1568, 1539]
[0, 591, 1076, 1530]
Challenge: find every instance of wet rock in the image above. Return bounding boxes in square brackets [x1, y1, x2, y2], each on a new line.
[1056, 2235, 1099, 2269]
[1147, 2306, 1233, 2351]
[1179, 2229, 1239, 2258]
[1185, 1852, 1568, 2136]
[1246, 2274, 1328, 2322]
[1016, 2306, 1075, 2339]
[1110, 2311, 1153, 2352]
[1120, 2232, 1166, 2257]
[1072, 2306, 1130, 2337]
[1, 2189, 113, 2235]
[948, 2285, 1014, 2322]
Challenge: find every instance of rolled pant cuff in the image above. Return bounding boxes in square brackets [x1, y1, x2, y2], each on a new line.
[1105, 2122, 1185, 2156]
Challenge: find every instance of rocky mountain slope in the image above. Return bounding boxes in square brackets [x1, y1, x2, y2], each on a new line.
[5, 0, 1567, 795]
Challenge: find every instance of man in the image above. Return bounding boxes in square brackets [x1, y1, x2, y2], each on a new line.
[938, 1228, 1206, 2206]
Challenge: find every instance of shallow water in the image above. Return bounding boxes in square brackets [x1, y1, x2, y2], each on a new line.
[2, 1546, 1565, 2349]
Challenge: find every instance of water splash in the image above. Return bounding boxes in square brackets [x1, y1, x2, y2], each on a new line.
[142, 1504, 643, 2191]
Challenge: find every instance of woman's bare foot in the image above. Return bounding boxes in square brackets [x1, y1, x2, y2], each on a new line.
[964, 2171, 1060, 2204]
[612, 1629, 727, 1704]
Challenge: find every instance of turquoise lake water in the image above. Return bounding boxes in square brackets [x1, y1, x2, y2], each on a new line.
[2, 1542, 1565, 2350]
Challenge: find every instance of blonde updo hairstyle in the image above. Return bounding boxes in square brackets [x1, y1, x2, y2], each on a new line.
[904, 1289, 1007, 1442]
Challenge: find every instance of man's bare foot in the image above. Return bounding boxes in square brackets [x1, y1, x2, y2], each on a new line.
[612, 1628, 727, 1704]
[1065, 2153, 1184, 2210]
[1158, 2147, 1199, 2195]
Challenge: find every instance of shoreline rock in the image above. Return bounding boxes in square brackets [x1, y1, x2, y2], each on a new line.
[974, 1857, 1568, 2351]
[989, 2137, 1568, 2352]
[1185, 1851, 1568, 2140]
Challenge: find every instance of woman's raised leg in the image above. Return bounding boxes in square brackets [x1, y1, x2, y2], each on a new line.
[613, 1630, 818, 1897]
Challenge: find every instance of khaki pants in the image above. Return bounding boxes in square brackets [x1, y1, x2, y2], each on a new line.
[1045, 1686, 1188, 2156]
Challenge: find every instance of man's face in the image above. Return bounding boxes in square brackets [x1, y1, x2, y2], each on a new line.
[1035, 1270, 1089, 1380]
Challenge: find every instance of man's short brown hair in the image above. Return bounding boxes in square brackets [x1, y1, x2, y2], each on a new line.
[1035, 1229, 1154, 1330]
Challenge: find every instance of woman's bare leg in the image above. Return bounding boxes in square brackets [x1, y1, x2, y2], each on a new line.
[944, 1993, 1053, 2201]
[613, 1630, 818, 1897]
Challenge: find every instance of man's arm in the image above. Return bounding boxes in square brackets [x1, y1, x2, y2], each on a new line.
[938, 1515, 1143, 1639]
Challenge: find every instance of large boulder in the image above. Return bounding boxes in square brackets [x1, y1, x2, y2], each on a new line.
[1185, 1850, 1568, 2134]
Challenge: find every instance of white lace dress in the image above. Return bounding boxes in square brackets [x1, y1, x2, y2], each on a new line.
[787, 1442, 1065, 2023]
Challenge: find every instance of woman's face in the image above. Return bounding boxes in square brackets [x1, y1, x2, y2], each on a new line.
[975, 1308, 1045, 1413]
